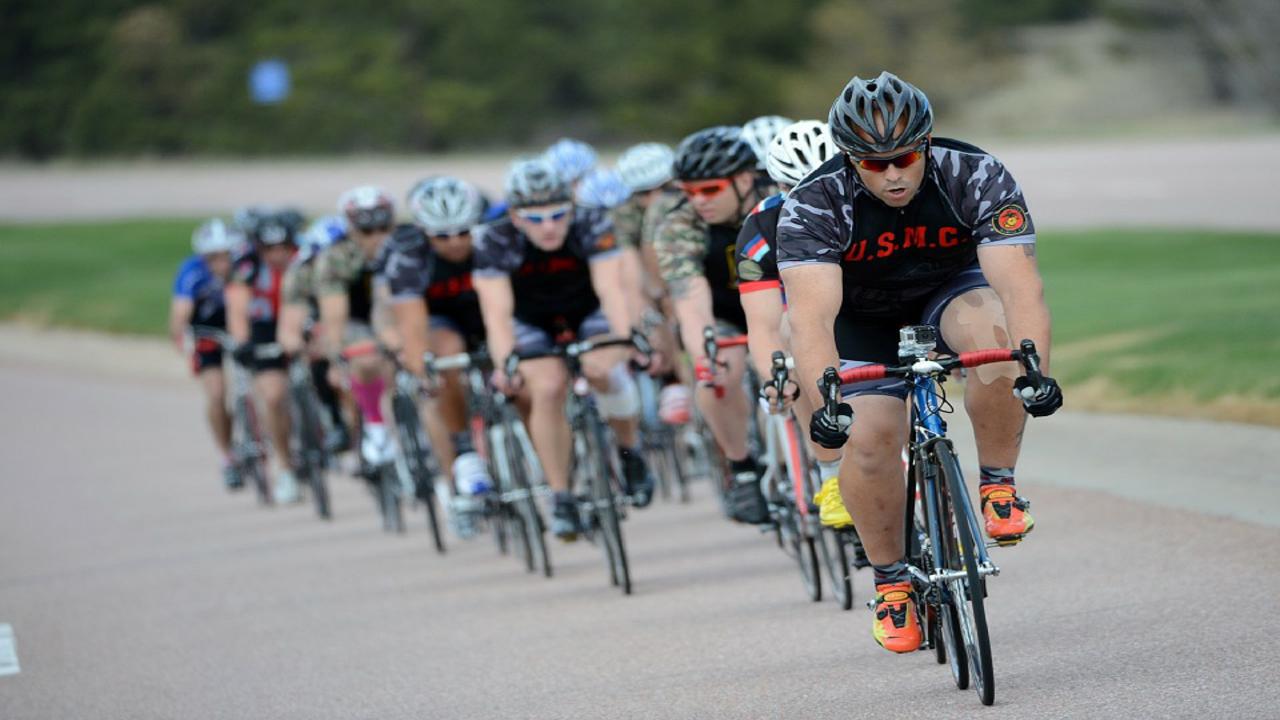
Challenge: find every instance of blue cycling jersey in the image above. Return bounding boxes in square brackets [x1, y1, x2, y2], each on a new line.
[172, 255, 226, 328]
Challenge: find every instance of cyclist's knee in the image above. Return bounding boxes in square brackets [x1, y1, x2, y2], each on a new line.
[939, 288, 1018, 385]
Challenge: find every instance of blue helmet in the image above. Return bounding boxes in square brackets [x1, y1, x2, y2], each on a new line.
[543, 138, 597, 184]
[575, 168, 631, 209]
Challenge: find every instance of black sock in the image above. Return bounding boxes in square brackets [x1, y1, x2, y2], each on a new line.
[980, 466, 1015, 487]
[451, 431, 474, 456]
[872, 560, 911, 586]
[729, 457, 757, 474]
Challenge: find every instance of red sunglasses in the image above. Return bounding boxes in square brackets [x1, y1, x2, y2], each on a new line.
[848, 142, 928, 173]
[677, 178, 732, 199]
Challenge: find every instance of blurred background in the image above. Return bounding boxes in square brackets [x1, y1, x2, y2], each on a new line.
[4, 0, 1279, 156]
[1, 0, 1278, 423]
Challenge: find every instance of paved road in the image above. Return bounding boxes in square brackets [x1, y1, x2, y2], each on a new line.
[2, 341, 1279, 719]
[4, 137, 1280, 230]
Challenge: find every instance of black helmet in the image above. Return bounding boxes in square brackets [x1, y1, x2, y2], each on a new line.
[254, 211, 300, 246]
[505, 157, 572, 208]
[673, 126, 757, 181]
[828, 71, 933, 155]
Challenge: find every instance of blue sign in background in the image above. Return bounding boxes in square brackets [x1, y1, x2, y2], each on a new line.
[249, 60, 290, 105]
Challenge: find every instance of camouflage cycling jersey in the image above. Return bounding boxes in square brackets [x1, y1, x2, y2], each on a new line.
[651, 183, 774, 328]
[609, 196, 645, 250]
[314, 235, 391, 325]
[776, 137, 1035, 319]
[281, 248, 321, 307]
[640, 189, 683, 248]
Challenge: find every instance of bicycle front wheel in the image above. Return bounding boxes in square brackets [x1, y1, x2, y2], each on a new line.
[587, 420, 630, 595]
[935, 441, 994, 705]
[506, 418, 551, 578]
[393, 392, 444, 553]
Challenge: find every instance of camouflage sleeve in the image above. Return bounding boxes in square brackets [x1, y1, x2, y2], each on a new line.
[652, 200, 708, 291]
[281, 258, 313, 306]
[579, 207, 621, 261]
[609, 199, 644, 250]
[314, 242, 360, 297]
[775, 165, 847, 269]
[383, 226, 433, 302]
[471, 221, 520, 277]
[641, 191, 680, 248]
[960, 156, 1035, 247]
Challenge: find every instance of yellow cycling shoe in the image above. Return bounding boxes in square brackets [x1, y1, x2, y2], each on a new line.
[814, 477, 854, 529]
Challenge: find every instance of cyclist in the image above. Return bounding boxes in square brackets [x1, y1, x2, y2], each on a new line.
[473, 157, 655, 540]
[315, 186, 399, 467]
[170, 218, 243, 489]
[543, 137, 597, 189]
[778, 71, 1063, 653]
[280, 215, 351, 452]
[741, 115, 794, 171]
[653, 126, 775, 524]
[386, 176, 495, 534]
[735, 119, 851, 528]
[226, 208, 305, 503]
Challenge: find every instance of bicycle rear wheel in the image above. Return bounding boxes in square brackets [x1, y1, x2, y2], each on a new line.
[935, 441, 994, 705]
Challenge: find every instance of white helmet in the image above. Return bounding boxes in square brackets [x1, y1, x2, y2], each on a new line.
[337, 185, 395, 231]
[302, 215, 347, 251]
[408, 176, 484, 235]
[741, 115, 794, 170]
[543, 138, 597, 184]
[616, 143, 675, 193]
[575, 168, 631, 209]
[191, 218, 243, 255]
[766, 120, 838, 189]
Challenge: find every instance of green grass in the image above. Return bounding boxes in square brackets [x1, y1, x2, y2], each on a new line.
[1041, 229, 1280, 402]
[0, 219, 196, 335]
[2, 220, 1278, 411]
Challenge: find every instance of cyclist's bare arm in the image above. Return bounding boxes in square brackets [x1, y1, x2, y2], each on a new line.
[474, 274, 516, 365]
[977, 244, 1052, 373]
[740, 287, 787, 379]
[669, 275, 717, 363]
[277, 302, 307, 356]
[391, 297, 430, 378]
[169, 298, 194, 353]
[588, 253, 634, 336]
[371, 281, 401, 351]
[225, 283, 252, 345]
[779, 263, 842, 410]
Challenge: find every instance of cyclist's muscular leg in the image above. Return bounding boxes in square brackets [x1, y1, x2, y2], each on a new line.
[424, 327, 468, 474]
[254, 370, 292, 465]
[200, 367, 232, 454]
[521, 358, 572, 493]
[938, 288, 1024, 467]
[697, 345, 750, 461]
[837, 395, 909, 564]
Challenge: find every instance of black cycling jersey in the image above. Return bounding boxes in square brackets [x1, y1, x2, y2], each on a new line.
[776, 137, 1036, 319]
[472, 208, 619, 335]
[384, 225, 486, 346]
[735, 193, 785, 294]
[704, 219, 748, 330]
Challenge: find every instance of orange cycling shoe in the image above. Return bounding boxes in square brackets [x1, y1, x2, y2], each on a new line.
[980, 483, 1035, 544]
[872, 582, 922, 653]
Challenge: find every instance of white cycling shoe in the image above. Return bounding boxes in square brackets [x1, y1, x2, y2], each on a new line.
[361, 423, 397, 467]
[273, 469, 301, 504]
[451, 451, 494, 496]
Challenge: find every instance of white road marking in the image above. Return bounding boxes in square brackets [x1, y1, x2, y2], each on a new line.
[0, 624, 20, 677]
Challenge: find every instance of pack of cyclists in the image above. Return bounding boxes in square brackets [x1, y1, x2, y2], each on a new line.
[170, 71, 1063, 658]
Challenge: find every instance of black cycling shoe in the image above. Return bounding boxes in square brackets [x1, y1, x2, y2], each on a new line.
[325, 425, 351, 454]
[728, 470, 770, 524]
[618, 447, 656, 508]
[551, 493, 583, 541]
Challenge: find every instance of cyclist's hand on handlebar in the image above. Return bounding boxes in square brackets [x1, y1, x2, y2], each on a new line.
[810, 403, 854, 449]
[490, 368, 521, 396]
[1014, 375, 1063, 417]
[231, 342, 256, 368]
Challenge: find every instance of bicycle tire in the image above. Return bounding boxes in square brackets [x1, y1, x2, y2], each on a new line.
[294, 385, 331, 520]
[506, 417, 551, 578]
[935, 441, 994, 705]
[489, 423, 533, 571]
[239, 397, 272, 506]
[782, 418, 821, 602]
[911, 452, 969, 684]
[392, 392, 445, 553]
[379, 464, 405, 534]
[588, 420, 630, 595]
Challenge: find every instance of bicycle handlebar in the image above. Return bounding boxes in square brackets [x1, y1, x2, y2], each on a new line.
[504, 332, 650, 379]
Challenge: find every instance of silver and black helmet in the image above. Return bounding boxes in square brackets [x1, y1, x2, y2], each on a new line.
[672, 126, 757, 181]
[505, 157, 572, 208]
[828, 71, 933, 155]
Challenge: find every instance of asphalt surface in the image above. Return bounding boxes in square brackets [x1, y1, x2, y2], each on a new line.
[4, 137, 1280, 231]
[2, 339, 1279, 719]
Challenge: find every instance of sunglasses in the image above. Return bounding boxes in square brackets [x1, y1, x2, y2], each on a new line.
[677, 178, 732, 199]
[430, 230, 470, 240]
[848, 142, 928, 173]
[350, 206, 393, 233]
[515, 204, 572, 224]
